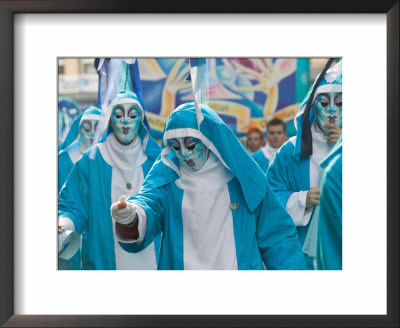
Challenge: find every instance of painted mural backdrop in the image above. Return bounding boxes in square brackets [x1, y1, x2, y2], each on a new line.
[138, 58, 310, 139]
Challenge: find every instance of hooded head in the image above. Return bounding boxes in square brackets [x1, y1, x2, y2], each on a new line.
[294, 59, 342, 160]
[99, 90, 160, 160]
[101, 90, 143, 145]
[141, 102, 268, 212]
[79, 106, 102, 149]
[311, 61, 342, 132]
[59, 106, 102, 151]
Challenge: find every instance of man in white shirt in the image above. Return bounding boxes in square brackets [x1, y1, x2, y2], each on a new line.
[252, 118, 287, 172]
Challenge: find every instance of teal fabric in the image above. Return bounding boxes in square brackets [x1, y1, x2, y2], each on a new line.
[252, 150, 269, 173]
[58, 145, 81, 270]
[267, 139, 314, 269]
[148, 102, 268, 212]
[121, 103, 307, 270]
[123, 176, 306, 270]
[316, 137, 342, 270]
[59, 148, 160, 269]
[58, 146, 75, 193]
[58, 92, 161, 269]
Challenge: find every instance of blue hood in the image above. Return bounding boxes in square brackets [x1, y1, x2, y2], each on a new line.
[294, 59, 342, 161]
[140, 102, 268, 212]
[59, 106, 102, 151]
[100, 90, 160, 161]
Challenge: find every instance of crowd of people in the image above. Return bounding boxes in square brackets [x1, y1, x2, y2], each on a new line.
[58, 59, 342, 270]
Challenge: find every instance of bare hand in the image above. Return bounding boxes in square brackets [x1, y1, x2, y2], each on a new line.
[324, 123, 342, 145]
[58, 226, 66, 234]
[306, 187, 320, 208]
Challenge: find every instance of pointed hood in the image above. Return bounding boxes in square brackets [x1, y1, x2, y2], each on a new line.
[294, 59, 342, 161]
[99, 90, 160, 161]
[140, 102, 267, 212]
[59, 106, 102, 151]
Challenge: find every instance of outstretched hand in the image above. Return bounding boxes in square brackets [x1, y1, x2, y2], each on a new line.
[111, 195, 138, 226]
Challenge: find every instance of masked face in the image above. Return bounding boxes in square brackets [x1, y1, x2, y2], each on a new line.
[110, 103, 141, 145]
[79, 119, 99, 150]
[312, 92, 342, 131]
[167, 137, 210, 172]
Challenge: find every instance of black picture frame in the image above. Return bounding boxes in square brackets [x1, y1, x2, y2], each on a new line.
[1, 1, 398, 327]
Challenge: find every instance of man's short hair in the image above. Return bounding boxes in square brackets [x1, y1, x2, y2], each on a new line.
[247, 127, 264, 139]
[266, 118, 286, 132]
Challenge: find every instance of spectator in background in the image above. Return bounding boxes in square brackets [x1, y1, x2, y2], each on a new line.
[267, 59, 342, 269]
[58, 90, 161, 270]
[245, 127, 264, 154]
[252, 118, 287, 172]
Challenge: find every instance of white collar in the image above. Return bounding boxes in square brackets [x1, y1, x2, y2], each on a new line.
[311, 122, 332, 158]
[176, 152, 234, 191]
[261, 142, 279, 161]
[99, 132, 147, 170]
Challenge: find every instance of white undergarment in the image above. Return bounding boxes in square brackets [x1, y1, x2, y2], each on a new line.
[286, 123, 332, 226]
[99, 133, 157, 270]
[175, 153, 237, 270]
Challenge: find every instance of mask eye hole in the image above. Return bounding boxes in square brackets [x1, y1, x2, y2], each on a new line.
[168, 139, 181, 151]
[320, 101, 329, 108]
[82, 123, 91, 132]
[187, 143, 197, 151]
[335, 101, 342, 107]
[128, 109, 139, 119]
[113, 108, 124, 119]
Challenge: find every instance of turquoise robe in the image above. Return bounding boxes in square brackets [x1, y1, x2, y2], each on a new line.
[119, 103, 307, 270]
[59, 146, 160, 270]
[267, 140, 314, 268]
[252, 150, 270, 173]
[316, 140, 342, 270]
[58, 147, 75, 193]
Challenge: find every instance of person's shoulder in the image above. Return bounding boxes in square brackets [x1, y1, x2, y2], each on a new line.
[252, 149, 264, 159]
[75, 145, 104, 167]
[58, 148, 69, 159]
[276, 137, 296, 156]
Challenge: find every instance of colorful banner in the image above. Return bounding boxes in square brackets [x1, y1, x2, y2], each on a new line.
[138, 58, 310, 139]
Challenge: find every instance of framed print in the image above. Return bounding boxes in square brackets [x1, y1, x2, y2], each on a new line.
[1, 1, 398, 327]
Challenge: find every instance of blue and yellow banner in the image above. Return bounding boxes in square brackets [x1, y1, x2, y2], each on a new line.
[138, 58, 310, 138]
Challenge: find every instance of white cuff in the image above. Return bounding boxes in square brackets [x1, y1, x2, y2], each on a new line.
[286, 191, 313, 226]
[58, 217, 75, 231]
